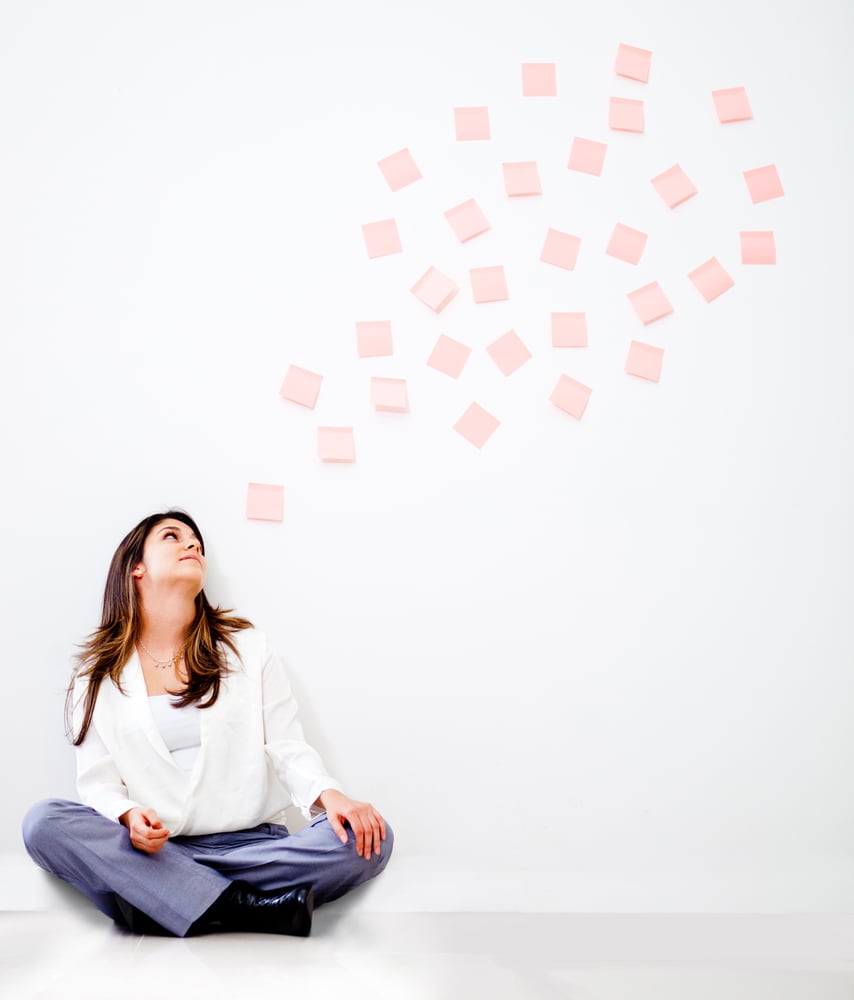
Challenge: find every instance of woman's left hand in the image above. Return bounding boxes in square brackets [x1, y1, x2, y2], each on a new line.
[316, 788, 387, 860]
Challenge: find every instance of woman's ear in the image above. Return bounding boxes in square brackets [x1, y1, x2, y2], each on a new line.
[132, 564, 144, 579]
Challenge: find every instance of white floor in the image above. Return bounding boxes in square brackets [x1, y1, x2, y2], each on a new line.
[2, 907, 853, 1000]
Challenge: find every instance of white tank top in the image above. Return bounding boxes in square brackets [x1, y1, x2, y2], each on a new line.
[148, 695, 201, 774]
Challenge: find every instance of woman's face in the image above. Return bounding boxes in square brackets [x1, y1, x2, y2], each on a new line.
[133, 518, 207, 595]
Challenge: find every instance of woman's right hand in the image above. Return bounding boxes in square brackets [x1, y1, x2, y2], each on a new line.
[119, 807, 171, 854]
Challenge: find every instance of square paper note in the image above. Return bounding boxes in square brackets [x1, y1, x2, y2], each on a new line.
[744, 164, 784, 204]
[615, 43, 652, 82]
[740, 231, 776, 265]
[487, 330, 532, 376]
[609, 97, 644, 133]
[361, 218, 402, 259]
[651, 164, 698, 208]
[606, 223, 647, 265]
[318, 427, 355, 463]
[689, 257, 734, 302]
[503, 161, 542, 196]
[454, 403, 500, 449]
[712, 87, 753, 123]
[454, 106, 491, 141]
[279, 365, 323, 409]
[625, 340, 664, 382]
[568, 137, 607, 176]
[411, 267, 458, 312]
[445, 199, 491, 243]
[541, 228, 581, 271]
[246, 483, 284, 522]
[371, 377, 408, 412]
[550, 374, 592, 420]
[356, 320, 393, 358]
[470, 265, 509, 303]
[551, 312, 588, 348]
[522, 62, 557, 96]
[377, 148, 422, 191]
[627, 282, 673, 324]
[427, 334, 471, 379]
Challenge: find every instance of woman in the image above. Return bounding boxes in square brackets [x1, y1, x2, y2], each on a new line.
[22, 510, 392, 937]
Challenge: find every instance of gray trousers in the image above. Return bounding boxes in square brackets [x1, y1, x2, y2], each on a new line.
[22, 799, 393, 937]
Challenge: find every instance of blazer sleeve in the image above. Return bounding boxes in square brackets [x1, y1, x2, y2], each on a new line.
[259, 637, 343, 818]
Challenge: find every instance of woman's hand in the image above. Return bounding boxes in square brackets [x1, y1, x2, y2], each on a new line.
[316, 789, 387, 861]
[119, 806, 171, 854]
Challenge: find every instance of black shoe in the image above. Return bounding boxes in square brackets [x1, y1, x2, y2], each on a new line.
[193, 881, 314, 937]
[113, 895, 174, 936]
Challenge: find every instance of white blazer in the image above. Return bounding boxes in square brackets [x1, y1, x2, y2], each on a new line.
[72, 628, 342, 836]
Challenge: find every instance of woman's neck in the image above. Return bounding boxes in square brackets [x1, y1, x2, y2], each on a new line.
[138, 597, 196, 656]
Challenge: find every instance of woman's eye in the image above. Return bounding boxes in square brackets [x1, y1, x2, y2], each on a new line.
[164, 531, 178, 540]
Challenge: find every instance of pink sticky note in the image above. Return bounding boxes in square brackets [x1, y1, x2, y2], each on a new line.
[540, 228, 581, 271]
[689, 257, 735, 302]
[606, 223, 648, 265]
[317, 427, 356, 464]
[744, 164, 784, 204]
[356, 320, 393, 358]
[444, 199, 491, 243]
[279, 365, 323, 409]
[615, 43, 652, 82]
[625, 340, 664, 382]
[470, 265, 509, 303]
[568, 137, 607, 176]
[411, 267, 458, 312]
[246, 483, 284, 522]
[361, 218, 402, 259]
[522, 62, 557, 96]
[550, 374, 592, 420]
[651, 164, 698, 208]
[427, 334, 471, 379]
[712, 87, 753, 123]
[453, 403, 500, 449]
[740, 230, 776, 265]
[627, 282, 673, 324]
[454, 106, 491, 141]
[371, 377, 408, 412]
[377, 148, 422, 192]
[551, 312, 588, 348]
[503, 161, 542, 196]
[609, 97, 644, 133]
[486, 330, 532, 376]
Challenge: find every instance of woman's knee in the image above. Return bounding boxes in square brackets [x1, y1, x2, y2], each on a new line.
[22, 799, 77, 854]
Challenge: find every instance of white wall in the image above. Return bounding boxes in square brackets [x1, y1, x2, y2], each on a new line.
[2, 0, 852, 911]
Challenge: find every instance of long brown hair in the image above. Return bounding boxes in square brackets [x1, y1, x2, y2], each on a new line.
[67, 510, 252, 745]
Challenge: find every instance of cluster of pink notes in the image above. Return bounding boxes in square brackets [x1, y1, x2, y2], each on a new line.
[361, 218, 402, 259]
[625, 340, 664, 382]
[454, 106, 491, 141]
[444, 198, 491, 242]
[453, 403, 500, 449]
[712, 87, 752, 123]
[503, 161, 542, 196]
[521, 62, 557, 96]
[606, 223, 648, 265]
[688, 257, 734, 302]
[371, 377, 408, 412]
[608, 97, 644, 133]
[377, 148, 422, 192]
[486, 330, 532, 376]
[651, 164, 698, 207]
[540, 228, 581, 270]
[427, 334, 471, 378]
[743, 164, 784, 204]
[470, 265, 508, 303]
[567, 137, 607, 176]
[550, 374, 592, 419]
[411, 266, 458, 312]
[614, 43, 652, 82]
[280, 364, 323, 408]
[740, 231, 776, 265]
[551, 312, 588, 347]
[356, 320, 393, 357]
[246, 483, 284, 522]
[317, 426, 356, 463]
[627, 281, 673, 324]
